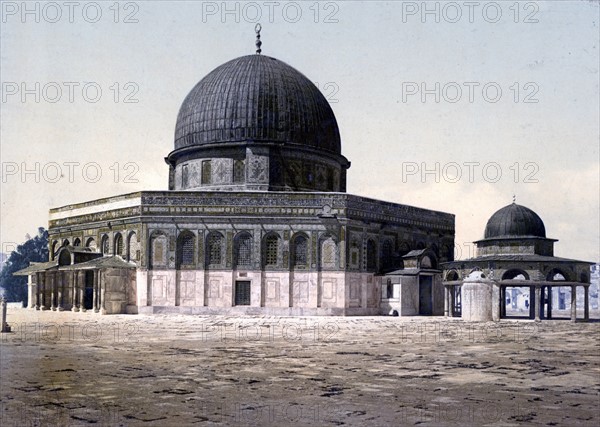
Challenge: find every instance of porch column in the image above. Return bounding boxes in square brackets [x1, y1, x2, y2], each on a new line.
[100, 272, 107, 314]
[500, 286, 506, 318]
[57, 272, 64, 311]
[570, 285, 577, 322]
[34, 273, 41, 309]
[547, 286, 553, 319]
[72, 271, 80, 312]
[93, 270, 99, 313]
[584, 286, 589, 321]
[50, 272, 56, 311]
[449, 287, 455, 317]
[39, 273, 47, 310]
[78, 275, 85, 311]
[534, 286, 541, 322]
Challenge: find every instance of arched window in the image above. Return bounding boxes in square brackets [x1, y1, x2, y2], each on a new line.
[320, 236, 337, 269]
[502, 269, 530, 281]
[381, 240, 393, 271]
[150, 232, 167, 268]
[416, 241, 426, 250]
[398, 242, 411, 256]
[349, 238, 360, 268]
[85, 237, 96, 250]
[446, 270, 459, 281]
[206, 232, 223, 266]
[201, 160, 212, 184]
[101, 235, 110, 255]
[114, 233, 123, 256]
[264, 234, 279, 267]
[127, 231, 139, 262]
[62, 239, 70, 247]
[234, 233, 252, 268]
[177, 231, 195, 268]
[73, 238, 81, 247]
[233, 160, 245, 183]
[366, 239, 377, 271]
[292, 235, 308, 268]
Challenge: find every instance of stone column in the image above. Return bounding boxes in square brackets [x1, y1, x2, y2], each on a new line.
[570, 285, 577, 322]
[39, 273, 47, 310]
[34, 273, 41, 310]
[50, 272, 56, 311]
[443, 286, 449, 317]
[1, 299, 8, 332]
[72, 271, 80, 312]
[534, 286, 541, 322]
[100, 273, 107, 315]
[584, 286, 589, 321]
[449, 287, 455, 317]
[57, 273, 64, 311]
[500, 286, 506, 318]
[547, 286, 553, 319]
[78, 276, 85, 312]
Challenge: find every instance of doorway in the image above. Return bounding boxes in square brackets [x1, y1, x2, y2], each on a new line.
[235, 281, 251, 306]
[419, 276, 433, 315]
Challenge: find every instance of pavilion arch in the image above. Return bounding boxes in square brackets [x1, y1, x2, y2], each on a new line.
[445, 270, 460, 281]
[113, 233, 124, 256]
[290, 232, 310, 269]
[234, 231, 253, 269]
[149, 230, 168, 268]
[262, 232, 281, 268]
[319, 234, 338, 270]
[546, 268, 570, 281]
[176, 230, 196, 269]
[126, 231, 139, 262]
[73, 238, 81, 247]
[205, 231, 225, 268]
[100, 235, 110, 255]
[502, 269, 530, 281]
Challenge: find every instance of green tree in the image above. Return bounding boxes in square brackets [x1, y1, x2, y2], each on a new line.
[0, 227, 49, 303]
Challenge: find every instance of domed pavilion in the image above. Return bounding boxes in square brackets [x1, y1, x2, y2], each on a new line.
[442, 201, 593, 321]
[17, 30, 455, 316]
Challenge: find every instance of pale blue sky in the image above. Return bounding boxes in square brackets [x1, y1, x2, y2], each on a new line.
[1, 1, 598, 261]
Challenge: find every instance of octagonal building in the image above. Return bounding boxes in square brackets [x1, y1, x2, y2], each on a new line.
[18, 39, 455, 316]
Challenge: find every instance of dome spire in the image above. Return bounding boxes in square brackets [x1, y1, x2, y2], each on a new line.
[255, 24, 262, 54]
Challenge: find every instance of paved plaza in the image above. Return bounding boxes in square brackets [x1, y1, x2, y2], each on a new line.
[1, 308, 599, 426]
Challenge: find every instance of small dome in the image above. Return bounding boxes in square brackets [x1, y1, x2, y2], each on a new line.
[484, 203, 546, 239]
[174, 54, 341, 154]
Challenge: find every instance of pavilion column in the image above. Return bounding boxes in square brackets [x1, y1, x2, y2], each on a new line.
[449, 287, 455, 317]
[528, 286, 535, 319]
[444, 286, 449, 317]
[584, 286, 589, 321]
[500, 286, 506, 318]
[534, 286, 541, 322]
[547, 286, 553, 319]
[570, 285, 577, 322]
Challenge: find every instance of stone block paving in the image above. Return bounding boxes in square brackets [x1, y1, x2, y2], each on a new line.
[1, 309, 599, 426]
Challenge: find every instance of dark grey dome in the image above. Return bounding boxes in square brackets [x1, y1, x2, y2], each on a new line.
[174, 54, 341, 154]
[484, 203, 546, 239]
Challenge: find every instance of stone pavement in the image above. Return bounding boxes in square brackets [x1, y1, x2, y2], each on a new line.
[0, 308, 598, 426]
